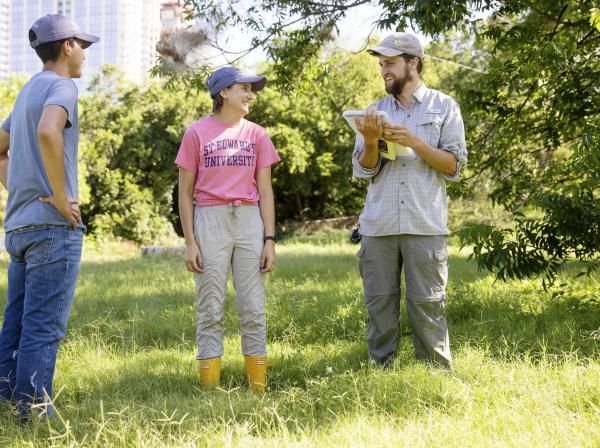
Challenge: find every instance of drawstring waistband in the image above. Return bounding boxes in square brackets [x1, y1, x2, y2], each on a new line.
[227, 200, 241, 218]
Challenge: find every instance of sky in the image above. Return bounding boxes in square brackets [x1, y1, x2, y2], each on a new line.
[196, 3, 430, 69]
[336, 3, 430, 52]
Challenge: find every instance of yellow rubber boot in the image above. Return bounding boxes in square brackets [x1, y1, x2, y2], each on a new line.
[244, 355, 271, 393]
[197, 357, 221, 388]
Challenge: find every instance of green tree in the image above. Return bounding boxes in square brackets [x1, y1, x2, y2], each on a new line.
[249, 50, 384, 221]
[75, 59, 382, 241]
[80, 66, 211, 242]
[449, 3, 599, 285]
[0, 76, 28, 226]
[184, 0, 599, 284]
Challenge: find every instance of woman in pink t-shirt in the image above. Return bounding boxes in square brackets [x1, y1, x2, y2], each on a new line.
[176, 67, 280, 393]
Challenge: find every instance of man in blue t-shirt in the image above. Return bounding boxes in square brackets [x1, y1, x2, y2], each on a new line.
[0, 14, 98, 419]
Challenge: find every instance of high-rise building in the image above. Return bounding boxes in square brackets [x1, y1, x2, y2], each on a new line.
[8, 0, 162, 88]
[0, 0, 10, 79]
[160, 1, 188, 31]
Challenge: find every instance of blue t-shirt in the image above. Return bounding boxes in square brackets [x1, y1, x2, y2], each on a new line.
[1, 71, 81, 231]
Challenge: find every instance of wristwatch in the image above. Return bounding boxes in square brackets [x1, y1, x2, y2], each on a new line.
[264, 235, 277, 243]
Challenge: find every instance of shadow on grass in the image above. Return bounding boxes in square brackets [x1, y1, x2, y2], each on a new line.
[0, 250, 598, 365]
[60, 342, 371, 403]
[0, 349, 463, 443]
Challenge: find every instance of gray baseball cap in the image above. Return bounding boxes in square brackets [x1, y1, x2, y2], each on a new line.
[29, 14, 100, 49]
[206, 66, 266, 97]
[367, 32, 424, 59]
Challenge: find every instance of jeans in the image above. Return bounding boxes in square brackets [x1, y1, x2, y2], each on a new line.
[0, 225, 83, 417]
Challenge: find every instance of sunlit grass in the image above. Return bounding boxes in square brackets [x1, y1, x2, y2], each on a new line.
[0, 231, 598, 447]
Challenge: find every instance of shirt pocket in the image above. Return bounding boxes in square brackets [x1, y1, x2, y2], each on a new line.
[418, 114, 444, 147]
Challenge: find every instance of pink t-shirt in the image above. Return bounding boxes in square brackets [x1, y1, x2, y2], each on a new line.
[176, 116, 280, 206]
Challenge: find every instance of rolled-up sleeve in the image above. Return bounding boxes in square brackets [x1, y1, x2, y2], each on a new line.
[352, 133, 381, 179]
[440, 100, 468, 182]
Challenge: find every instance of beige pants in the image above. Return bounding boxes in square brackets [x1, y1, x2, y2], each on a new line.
[193, 204, 266, 359]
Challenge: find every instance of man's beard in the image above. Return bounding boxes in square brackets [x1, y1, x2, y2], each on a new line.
[385, 66, 412, 96]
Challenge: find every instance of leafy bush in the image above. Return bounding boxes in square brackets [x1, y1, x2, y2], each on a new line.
[79, 66, 211, 243]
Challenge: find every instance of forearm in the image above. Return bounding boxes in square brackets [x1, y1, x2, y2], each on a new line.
[411, 139, 457, 176]
[357, 138, 380, 169]
[1, 129, 10, 189]
[38, 131, 68, 199]
[0, 156, 7, 189]
[258, 185, 276, 237]
[178, 189, 196, 246]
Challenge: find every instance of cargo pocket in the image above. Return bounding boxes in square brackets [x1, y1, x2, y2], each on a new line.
[432, 247, 449, 294]
[357, 239, 400, 296]
[408, 244, 448, 301]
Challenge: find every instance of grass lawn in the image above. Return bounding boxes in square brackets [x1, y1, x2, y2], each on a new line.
[0, 231, 598, 447]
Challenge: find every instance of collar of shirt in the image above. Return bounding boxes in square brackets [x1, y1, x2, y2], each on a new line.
[393, 83, 428, 110]
[413, 83, 428, 102]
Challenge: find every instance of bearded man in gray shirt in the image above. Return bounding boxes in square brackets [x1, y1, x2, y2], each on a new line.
[352, 33, 467, 369]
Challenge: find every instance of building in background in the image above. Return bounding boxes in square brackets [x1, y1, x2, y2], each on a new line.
[0, 0, 10, 79]
[160, 1, 189, 31]
[7, 0, 162, 88]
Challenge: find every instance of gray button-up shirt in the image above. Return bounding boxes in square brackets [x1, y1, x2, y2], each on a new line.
[352, 84, 467, 236]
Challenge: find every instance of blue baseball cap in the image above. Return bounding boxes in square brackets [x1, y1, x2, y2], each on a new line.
[29, 14, 100, 49]
[206, 66, 266, 97]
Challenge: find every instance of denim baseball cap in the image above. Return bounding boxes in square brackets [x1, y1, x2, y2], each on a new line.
[206, 66, 266, 97]
[367, 32, 424, 59]
[29, 14, 100, 49]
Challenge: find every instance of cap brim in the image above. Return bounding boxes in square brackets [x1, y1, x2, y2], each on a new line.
[366, 46, 403, 57]
[74, 32, 100, 46]
[237, 75, 267, 92]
